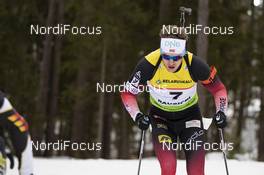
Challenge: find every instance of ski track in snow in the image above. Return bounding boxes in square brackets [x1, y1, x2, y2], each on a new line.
[6, 155, 264, 175]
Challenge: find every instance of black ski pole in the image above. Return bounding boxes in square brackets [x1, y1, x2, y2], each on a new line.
[137, 130, 146, 175]
[218, 128, 230, 175]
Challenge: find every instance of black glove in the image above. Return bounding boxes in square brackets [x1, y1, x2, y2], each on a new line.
[135, 113, 150, 130]
[213, 111, 227, 128]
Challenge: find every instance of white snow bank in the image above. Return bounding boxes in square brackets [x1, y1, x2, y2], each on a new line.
[6, 155, 264, 175]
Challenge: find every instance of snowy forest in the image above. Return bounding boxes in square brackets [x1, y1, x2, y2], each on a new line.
[0, 0, 264, 164]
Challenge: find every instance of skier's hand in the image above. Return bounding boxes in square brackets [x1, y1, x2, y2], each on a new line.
[135, 113, 150, 130]
[213, 111, 227, 128]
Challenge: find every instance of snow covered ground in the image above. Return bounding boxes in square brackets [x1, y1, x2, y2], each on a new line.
[6, 153, 264, 175]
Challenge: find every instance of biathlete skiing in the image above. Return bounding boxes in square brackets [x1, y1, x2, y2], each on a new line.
[0, 91, 34, 175]
[120, 24, 228, 175]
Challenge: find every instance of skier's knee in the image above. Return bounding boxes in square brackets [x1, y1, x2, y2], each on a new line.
[160, 161, 176, 175]
[0, 137, 6, 174]
[19, 136, 34, 175]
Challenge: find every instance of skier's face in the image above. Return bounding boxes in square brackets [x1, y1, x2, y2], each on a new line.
[162, 56, 183, 72]
[160, 37, 186, 72]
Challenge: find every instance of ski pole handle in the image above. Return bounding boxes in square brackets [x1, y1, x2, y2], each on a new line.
[179, 7, 192, 15]
[179, 7, 192, 27]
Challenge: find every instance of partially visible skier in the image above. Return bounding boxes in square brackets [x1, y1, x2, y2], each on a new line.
[0, 91, 34, 175]
[121, 25, 228, 175]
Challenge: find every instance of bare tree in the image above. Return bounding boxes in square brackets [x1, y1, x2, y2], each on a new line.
[159, 0, 171, 25]
[33, 0, 56, 156]
[258, 88, 264, 161]
[101, 93, 114, 159]
[196, 0, 209, 115]
[44, 0, 64, 157]
[70, 58, 87, 158]
[257, 1, 264, 161]
[97, 38, 107, 158]
[118, 107, 129, 158]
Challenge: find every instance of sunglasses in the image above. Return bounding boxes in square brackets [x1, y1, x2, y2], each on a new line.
[162, 54, 183, 61]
